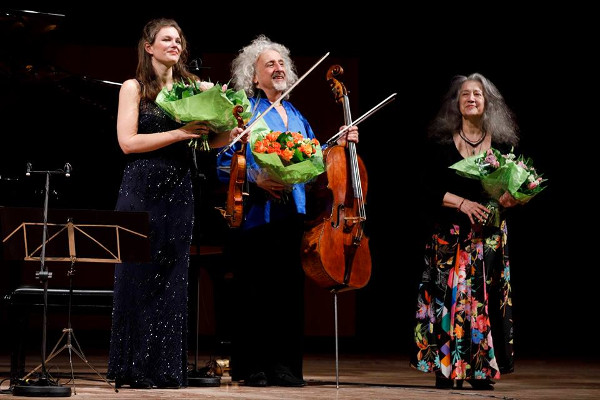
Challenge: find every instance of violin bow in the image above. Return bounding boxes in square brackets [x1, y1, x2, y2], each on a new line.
[325, 93, 397, 146]
[216, 52, 330, 157]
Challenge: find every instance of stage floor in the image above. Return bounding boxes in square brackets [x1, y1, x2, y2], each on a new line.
[1, 352, 599, 399]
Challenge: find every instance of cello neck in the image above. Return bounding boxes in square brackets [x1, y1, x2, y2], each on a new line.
[342, 95, 353, 127]
[341, 95, 362, 202]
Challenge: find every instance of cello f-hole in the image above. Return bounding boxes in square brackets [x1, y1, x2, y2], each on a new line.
[331, 204, 344, 228]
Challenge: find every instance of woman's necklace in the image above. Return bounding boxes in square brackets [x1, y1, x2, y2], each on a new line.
[459, 129, 486, 147]
[459, 129, 487, 155]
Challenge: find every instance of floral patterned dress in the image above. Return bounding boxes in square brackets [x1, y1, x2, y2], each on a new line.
[412, 141, 514, 381]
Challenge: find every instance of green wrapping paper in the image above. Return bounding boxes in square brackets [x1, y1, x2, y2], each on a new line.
[249, 119, 325, 185]
[155, 84, 251, 133]
[449, 147, 546, 205]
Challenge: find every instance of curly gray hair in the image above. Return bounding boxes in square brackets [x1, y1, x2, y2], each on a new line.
[428, 73, 519, 146]
[231, 35, 298, 98]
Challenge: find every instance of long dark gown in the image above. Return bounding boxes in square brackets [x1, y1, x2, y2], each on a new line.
[107, 99, 194, 388]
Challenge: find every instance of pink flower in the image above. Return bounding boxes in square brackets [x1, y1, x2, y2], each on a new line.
[476, 314, 488, 332]
[453, 360, 469, 378]
[484, 149, 500, 168]
[528, 181, 539, 190]
[197, 81, 215, 91]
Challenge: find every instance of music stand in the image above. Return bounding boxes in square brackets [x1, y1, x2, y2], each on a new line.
[2, 164, 73, 397]
[4, 217, 148, 394]
[1, 167, 149, 396]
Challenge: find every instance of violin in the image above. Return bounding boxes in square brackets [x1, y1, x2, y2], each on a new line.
[222, 105, 247, 228]
[301, 65, 372, 291]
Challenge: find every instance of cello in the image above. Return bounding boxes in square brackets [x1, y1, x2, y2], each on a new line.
[221, 105, 247, 228]
[302, 65, 371, 291]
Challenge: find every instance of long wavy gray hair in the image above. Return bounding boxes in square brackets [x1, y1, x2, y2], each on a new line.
[231, 35, 298, 98]
[428, 73, 519, 146]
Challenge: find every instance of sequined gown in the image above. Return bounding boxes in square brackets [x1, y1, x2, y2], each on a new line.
[107, 99, 194, 388]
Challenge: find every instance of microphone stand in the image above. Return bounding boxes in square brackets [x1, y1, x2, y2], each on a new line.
[12, 163, 72, 397]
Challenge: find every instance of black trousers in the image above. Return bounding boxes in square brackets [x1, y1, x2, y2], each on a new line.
[227, 215, 305, 381]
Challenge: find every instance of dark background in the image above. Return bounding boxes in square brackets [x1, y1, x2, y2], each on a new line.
[1, 4, 597, 360]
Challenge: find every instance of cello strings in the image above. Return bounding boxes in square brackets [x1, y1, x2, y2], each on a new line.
[342, 97, 367, 225]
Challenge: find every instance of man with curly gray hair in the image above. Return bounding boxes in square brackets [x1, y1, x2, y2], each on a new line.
[230, 35, 299, 99]
[217, 35, 358, 388]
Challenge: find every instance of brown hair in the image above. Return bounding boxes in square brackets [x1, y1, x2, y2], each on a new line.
[135, 18, 198, 101]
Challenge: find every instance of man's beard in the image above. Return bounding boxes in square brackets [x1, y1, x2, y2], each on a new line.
[273, 79, 288, 92]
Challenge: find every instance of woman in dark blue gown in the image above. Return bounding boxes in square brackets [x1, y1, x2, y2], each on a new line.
[106, 18, 233, 389]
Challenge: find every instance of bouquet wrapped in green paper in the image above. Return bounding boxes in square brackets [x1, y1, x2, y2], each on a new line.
[155, 80, 251, 150]
[249, 119, 325, 185]
[449, 147, 547, 204]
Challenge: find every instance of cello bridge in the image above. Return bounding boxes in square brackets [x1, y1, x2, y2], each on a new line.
[214, 207, 231, 218]
[343, 217, 360, 233]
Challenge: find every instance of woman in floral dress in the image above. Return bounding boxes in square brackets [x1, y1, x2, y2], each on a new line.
[412, 73, 520, 390]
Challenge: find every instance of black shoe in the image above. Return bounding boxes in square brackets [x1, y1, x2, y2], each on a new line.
[467, 378, 495, 390]
[270, 371, 306, 387]
[245, 372, 268, 387]
[156, 377, 180, 389]
[435, 376, 453, 389]
[113, 376, 155, 389]
[130, 378, 155, 389]
[113, 377, 125, 389]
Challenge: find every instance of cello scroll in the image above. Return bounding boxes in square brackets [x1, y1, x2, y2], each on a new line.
[327, 65, 347, 105]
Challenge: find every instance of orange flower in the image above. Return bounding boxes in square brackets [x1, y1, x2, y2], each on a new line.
[254, 140, 267, 153]
[268, 142, 281, 151]
[437, 237, 449, 245]
[416, 340, 429, 350]
[266, 131, 281, 142]
[280, 148, 294, 161]
[300, 143, 313, 156]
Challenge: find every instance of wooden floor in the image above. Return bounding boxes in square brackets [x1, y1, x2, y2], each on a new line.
[1, 352, 599, 399]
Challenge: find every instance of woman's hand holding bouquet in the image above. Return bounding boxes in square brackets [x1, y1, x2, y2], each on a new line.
[155, 79, 251, 151]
